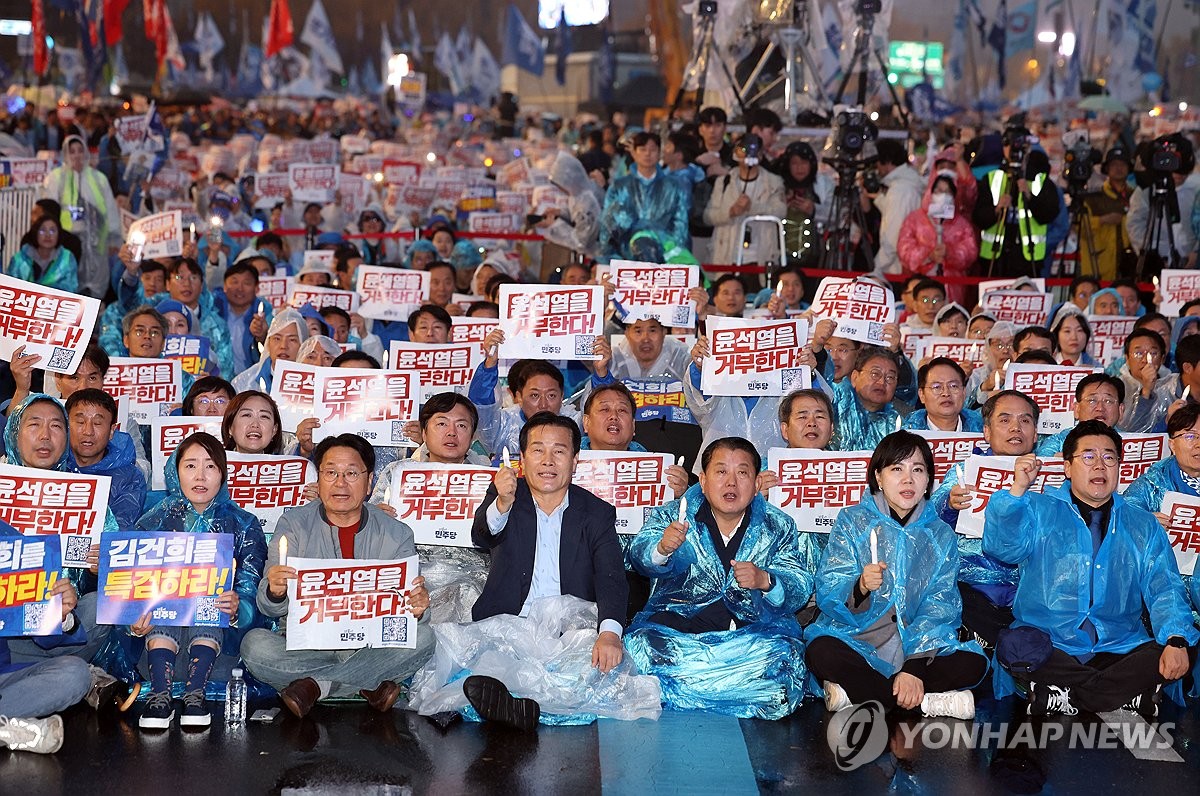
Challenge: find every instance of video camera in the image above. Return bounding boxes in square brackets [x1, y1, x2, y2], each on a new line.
[1002, 126, 1038, 178]
[821, 107, 879, 171]
[1062, 137, 1100, 192]
[1134, 132, 1195, 189]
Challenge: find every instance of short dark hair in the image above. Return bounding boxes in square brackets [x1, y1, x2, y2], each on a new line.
[408, 304, 453, 330]
[631, 131, 661, 150]
[1070, 275, 1101, 293]
[866, 431, 936, 499]
[853, 345, 899, 373]
[484, 273, 517, 299]
[140, 260, 166, 277]
[1133, 312, 1170, 333]
[698, 106, 728, 125]
[911, 278, 945, 299]
[318, 305, 352, 326]
[710, 273, 745, 298]
[1013, 325, 1054, 352]
[79, 342, 110, 376]
[223, 261, 260, 284]
[745, 106, 782, 133]
[519, 411, 581, 455]
[65, 388, 116, 425]
[419, 392, 479, 433]
[1123, 327, 1166, 358]
[466, 300, 500, 316]
[584, 382, 637, 416]
[1015, 350, 1058, 366]
[509, 360, 564, 393]
[182, 376, 235, 414]
[778, 388, 833, 425]
[1180, 298, 1200, 316]
[255, 231, 284, 250]
[981, 389, 1041, 425]
[875, 138, 909, 167]
[313, 433, 376, 474]
[425, 260, 455, 280]
[221, 391, 284, 455]
[331, 351, 381, 369]
[700, 436, 762, 473]
[1167, 402, 1200, 436]
[1075, 373, 1125, 404]
[917, 357, 967, 390]
[169, 258, 203, 280]
[1063, 419, 1123, 462]
[1052, 311, 1091, 345]
[1178, 334, 1200, 371]
[176, 432, 229, 487]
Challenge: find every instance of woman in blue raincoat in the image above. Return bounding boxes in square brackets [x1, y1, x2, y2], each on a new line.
[118, 433, 265, 729]
[806, 431, 987, 718]
[625, 437, 816, 720]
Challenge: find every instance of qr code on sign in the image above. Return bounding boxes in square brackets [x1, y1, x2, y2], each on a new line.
[382, 617, 409, 645]
[391, 421, 409, 444]
[194, 597, 222, 626]
[63, 535, 93, 567]
[574, 335, 596, 357]
[23, 602, 50, 634]
[48, 347, 74, 370]
[865, 322, 885, 344]
[781, 367, 809, 392]
[670, 305, 691, 325]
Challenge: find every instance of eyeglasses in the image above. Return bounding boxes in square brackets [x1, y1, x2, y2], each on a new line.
[1073, 451, 1119, 468]
[919, 296, 945, 306]
[319, 468, 366, 483]
[1129, 350, 1160, 361]
[196, 397, 229, 407]
[926, 382, 964, 394]
[172, 272, 201, 283]
[828, 345, 857, 356]
[1082, 396, 1118, 408]
[1171, 432, 1200, 445]
[863, 368, 898, 385]
[989, 340, 1013, 351]
[130, 327, 163, 339]
[37, 227, 57, 236]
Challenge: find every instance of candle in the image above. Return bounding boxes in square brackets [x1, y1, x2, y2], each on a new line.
[956, 463, 965, 484]
[278, 536, 288, 567]
[229, 558, 237, 590]
[870, 529, 878, 565]
[895, 416, 902, 432]
[776, 280, 784, 297]
[676, 455, 684, 466]
[678, 496, 687, 524]
[189, 222, 196, 240]
[1153, 275, 1160, 288]
[1185, 385, 1192, 402]
[501, 446, 511, 469]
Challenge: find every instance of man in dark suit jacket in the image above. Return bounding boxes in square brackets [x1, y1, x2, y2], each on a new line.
[471, 412, 628, 673]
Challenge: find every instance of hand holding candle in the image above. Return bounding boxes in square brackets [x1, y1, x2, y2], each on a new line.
[278, 535, 288, 567]
[501, 446, 512, 469]
[870, 529, 878, 565]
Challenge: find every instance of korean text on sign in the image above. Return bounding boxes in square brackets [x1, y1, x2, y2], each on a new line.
[0, 464, 111, 568]
[225, 453, 315, 540]
[767, 448, 873, 532]
[390, 464, 495, 546]
[611, 260, 700, 327]
[0, 536, 63, 637]
[956, 456, 1067, 538]
[286, 557, 420, 650]
[809, 277, 894, 345]
[1005, 364, 1099, 434]
[0, 274, 101, 375]
[387, 342, 480, 400]
[701, 317, 811, 397]
[310, 368, 418, 447]
[357, 266, 430, 321]
[1160, 492, 1200, 576]
[573, 452, 672, 535]
[103, 357, 182, 423]
[498, 285, 604, 361]
[96, 531, 234, 627]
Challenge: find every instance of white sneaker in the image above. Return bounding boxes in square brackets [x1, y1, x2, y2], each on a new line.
[920, 690, 976, 720]
[824, 681, 850, 712]
[0, 714, 64, 754]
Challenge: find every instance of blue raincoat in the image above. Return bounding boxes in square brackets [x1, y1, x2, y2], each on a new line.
[100, 285, 235, 379]
[74, 430, 147, 531]
[3, 394, 120, 594]
[901, 409, 984, 432]
[806, 494, 985, 678]
[625, 486, 816, 719]
[6, 243, 79, 293]
[466, 361, 582, 457]
[829, 378, 903, 451]
[983, 485, 1200, 697]
[599, 166, 691, 263]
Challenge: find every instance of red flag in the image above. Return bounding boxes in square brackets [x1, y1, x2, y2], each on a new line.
[143, 0, 158, 40]
[266, 0, 294, 58]
[104, 0, 132, 48]
[32, 0, 48, 77]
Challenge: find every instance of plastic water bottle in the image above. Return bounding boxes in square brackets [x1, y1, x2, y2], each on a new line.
[225, 667, 246, 726]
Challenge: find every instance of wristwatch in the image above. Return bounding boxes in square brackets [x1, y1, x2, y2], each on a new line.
[1166, 636, 1188, 648]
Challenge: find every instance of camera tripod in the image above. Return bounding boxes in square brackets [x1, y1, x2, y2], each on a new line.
[1135, 176, 1183, 280]
[737, 0, 831, 123]
[832, 7, 910, 129]
[1051, 188, 1101, 279]
[669, 4, 747, 120]
[820, 164, 876, 271]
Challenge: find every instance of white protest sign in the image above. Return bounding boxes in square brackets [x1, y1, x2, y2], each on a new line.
[767, 448, 872, 532]
[611, 260, 699, 327]
[356, 266, 430, 321]
[956, 455, 1067, 537]
[288, 163, 337, 203]
[450, 316, 500, 345]
[913, 430, 986, 488]
[310, 368, 419, 447]
[103, 357, 183, 423]
[1005, 364, 1100, 434]
[1118, 433, 1169, 493]
[0, 275, 100, 375]
[288, 284, 360, 313]
[573, 452, 673, 535]
[0, 465, 112, 568]
[1159, 269, 1200, 317]
[1087, 316, 1137, 364]
[389, 463, 495, 547]
[809, 277, 894, 345]
[253, 173, 291, 210]
[286, 556, 420, 649]
[981, 290, 1052, 327]
[700, 316, 811, 397]
[387, 341, 481, 400]
[497, 284, 604, 361]
[270, 360, 322, 433]
[225, 452, 316, 540]
[127, 210, 183, 260]
[1161, 491, 1200, 576]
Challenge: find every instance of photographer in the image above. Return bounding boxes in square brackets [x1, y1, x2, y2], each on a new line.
[1127, 133, 1198, 273]
[1080, 147, 1134, 280]
[861, 139, 924, 275]
[973, 126, 1060, 278]
[704, 133, 787, 270]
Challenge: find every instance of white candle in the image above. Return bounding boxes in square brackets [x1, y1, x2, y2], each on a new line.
[1185, 385, 1192, 402]
[676, 455, 684, 466]
[956, 463, 965, 484]
[895, 416, 902, 432]
[278, 536, 288, 567]
[1153, 275, 1160, 288]
[189, 222, 196, 240]
[776, 280, 784, 297]
[870, 529, 878, 565]
[678, 496, 687, 524]
[501, 446, 511, 469]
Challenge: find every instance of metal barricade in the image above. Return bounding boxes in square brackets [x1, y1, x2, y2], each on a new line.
[0, 187, 37, 268]
[735, 214, 787, 285]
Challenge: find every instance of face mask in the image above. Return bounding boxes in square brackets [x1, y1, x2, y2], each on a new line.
[929, 193, 955, 220]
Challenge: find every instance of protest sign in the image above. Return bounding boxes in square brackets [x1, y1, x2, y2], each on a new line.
[809, 277, 894, 345]
[310, 368, 418, 447]
[1087, 316, 1137, 364]
[573, 452, 673, 535]
[497, 285, 604, 361]
[387, 342, 480, 399]
[623, 378, 696, 424]
[149, 417, 224, 490]
[253, 173, 291, 210]
[1005, 364, 1098, 434]
[0, 464, 112, 568]
[337, 171, 369, 217]
[956, 456, 1067, 537]
[286, 556, 420, 650]
[611, 260, 699, 327]
[450, 316, 499, 345]
[397, 72, 427, 107]
[467, 212, 524, 234]
[288, 163, 337, 203]
[389, 184, 436, 218]
[288, 284, 360, 313]
[701, 317, 811, 397]
[978, 278, 1046, 295]
[981, 290, 1052, 327]
[0, 158, 50, 188]
[1159, 269, 1200, 317]
[163, 334, 215, 376]
[916, 337, 987, 369]
[382, 159, 421, 185]
[0, 536, 63, 637]
[302, 250, 336, 272]
[900, 324, 933, 360]
[96, 531, 235, 627]
[1160, 492, 1200, 576]
[225, 452, 315, 540]
[357, 266, 430, 321]
[389, 464, 495, 546]
[127, 211, 183, 260]
[767, 448, 873, 532]
[914, 430, 986, 487]
[103, 357, 183, 423]
[270, 360, 322, 433]
[0, 274, 101, 375]
[1118, 433, 1169, 494]
[257, 276, 293, 311]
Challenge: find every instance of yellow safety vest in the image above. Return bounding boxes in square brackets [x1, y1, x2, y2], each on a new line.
[980, 170, 1047, 262]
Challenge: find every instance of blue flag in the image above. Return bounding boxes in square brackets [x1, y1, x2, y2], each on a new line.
[597, 27, 616, 104]
[1005, 0, 1037, 57]
[1127, 0, 1158, 73]
[988, 0, 1008, 89]
[502, 4, 544, 77]
[555, 9, 572, 86]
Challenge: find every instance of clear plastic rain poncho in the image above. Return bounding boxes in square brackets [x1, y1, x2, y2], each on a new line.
[231, 308, 309, 393]
[538, 151, 602, 258]
[928, 462, 1020, 590]
[806, 494, 985, 678]
[408, 594, 662, 725]
[681, 364, 784, 476]
[624, 486, 816, 719]
[829, 378, 903, 452]
[983, 485, 1199, 697]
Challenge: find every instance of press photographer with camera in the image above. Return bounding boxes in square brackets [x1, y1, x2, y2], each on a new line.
[1127, 132, 1198, 274]
[859, 139, 924, 275]
[704, 132, 786, 271]
[973, 125, 1061, 278]
[1079, 147, 1135, 281]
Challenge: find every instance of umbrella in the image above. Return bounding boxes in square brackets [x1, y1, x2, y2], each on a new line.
[1078, 95, 1129, 114]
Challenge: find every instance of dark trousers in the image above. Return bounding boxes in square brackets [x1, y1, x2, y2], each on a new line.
[1020, 642, 1196, 713]
[958, 583, 1015, 646]
[806, 636, 989, 710]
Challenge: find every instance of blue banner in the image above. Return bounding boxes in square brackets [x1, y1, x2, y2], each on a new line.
[624, 378, 696, 425]
[502, 4, 545, 77]
[163, 334, 216, 376]
[0, 535, 64, 637]
[96, 531, 235, 628]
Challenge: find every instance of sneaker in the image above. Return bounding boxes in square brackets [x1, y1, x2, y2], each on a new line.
[921, 690, 976, 720]
[179, 690, 211, 728]
[138, 691, 175, 730]
[1031, 683, 1078, 717]
[0, 715, 64, 754]
[823, 681, 850, 712]
[1120, 686, 1161, 720]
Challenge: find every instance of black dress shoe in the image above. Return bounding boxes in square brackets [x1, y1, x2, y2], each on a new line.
[462, 675, 540, 732]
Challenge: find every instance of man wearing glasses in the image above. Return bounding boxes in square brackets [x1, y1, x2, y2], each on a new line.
[984, 420, 1197, 718]
[1035, 374, 1127, 456]
[830, 346, 907, 451]
[903, 278, 946, 331]
[241, 434, 434, 718]
[903, 358, 983, 432]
